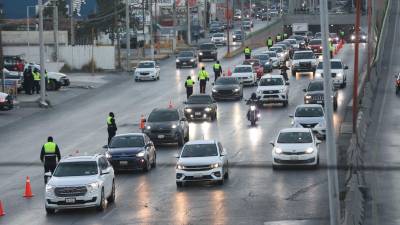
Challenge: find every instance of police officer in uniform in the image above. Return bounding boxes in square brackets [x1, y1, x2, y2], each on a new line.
[213, 61, 222, 82]
[107, 112, 117, 145]
[283, 33, 288, 40]
[198, 67, 209, 94]
[32, 68, 41, 94]
[40, 136, 61, 183]
[244, 46, 252, 60]
[266, 37, 273, 49]
[276, 34, 282, 42]
[329, 40, 334, 59]
[185, 76, 195, 99]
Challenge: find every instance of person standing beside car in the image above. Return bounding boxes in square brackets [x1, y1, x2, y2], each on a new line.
[32, 68, 41, 94]
[198, 67, 209, 94]
[185, 76, 195, 99]
[23, 68, 33, 95]
[40, 136, 61, 183]
[213, 61, 222, 82]
[107, 112, 118, 146]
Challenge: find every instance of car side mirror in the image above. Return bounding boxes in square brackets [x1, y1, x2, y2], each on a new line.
[212, 82, 215, 86]
[142, 118, 147, 123]
[183, 101, 187, 104]
[344, 65, 349, 70]
[102, 145, 108, 149]
[316, 140, 322, 145]
[156, 65, 160, 68]
[303, 88, 307, 92]
[269, 141, 275, 147]
[213, 100, 217, 103]
[174, 153, 180, 158]
[101, 170, 110, 175]
[289, 114, 293, 118]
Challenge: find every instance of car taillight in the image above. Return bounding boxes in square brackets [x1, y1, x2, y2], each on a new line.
[0, 98, 4, 103]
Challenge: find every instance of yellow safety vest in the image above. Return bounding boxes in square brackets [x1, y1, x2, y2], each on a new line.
[198, 70, 208, 80]
[44, 142, 56, 154]
[283, 33, 288, 38]
[276, 35, 281, 41]
[186, 79, 194, 87]
[33, 72, 41, 81]
[213, 64, 221, 70]
[107, 116, 113, 125]
[329, 42, 334, 51]
[244, 48, 251, 54]
[267, 39, 273, 46]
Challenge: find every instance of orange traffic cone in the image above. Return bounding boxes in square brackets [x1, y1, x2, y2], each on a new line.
[168, 100, 173, 108]
[0, 200, 5, 216]
[139, 114, 145, 130]
[227, 68, 232, 76]
[23, 176, 34, 198]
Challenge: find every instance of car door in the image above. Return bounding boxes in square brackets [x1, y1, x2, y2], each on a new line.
[99, 157, 112, 196]
[218, 142, 228, 169]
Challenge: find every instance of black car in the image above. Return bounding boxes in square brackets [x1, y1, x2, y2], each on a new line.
[198, 43, 218, 62]
[232, 30, 243, 42]
[303, 80, 338, 111]
[212, 77, 243, 100]
[176, 51, 198, 68]
[143, 108, 189, 146]
[106, 133, 156, 172]
[184, 94, 217, 121]
[0, 92, 13, 111]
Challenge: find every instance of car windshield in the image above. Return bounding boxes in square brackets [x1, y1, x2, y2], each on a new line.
[109, 135, 145, 148]
[234, 67, 252, 73]
[287, 40, 297, 44]
[179, 52, 194, 57]
[181, 144, 218, 157]
[215, 77, 239, 85]
[275, 45, 287, 50]
[254, 54, 270, 60]
[243, 60, 260, 66]
[317, 61, 343, 69]
[234, 31, 241, 35]
[277, 132, 313, 143]
[148, 110, 179, 122]
[187, 95, 213, 104]
[259, 78, 283, 86]
[138, 62, 154, 68]
[309, 40, 322, 45]
[270, 47, 282, 53]
[213, 33, 224, 37]
[295, 107, 324, 117]
[308, 82, 324, 91]
[53, 161, 98, 177]
[293, 52, 314, 59]
[291, 36, 305, 41]
[200, 44, 215, 50]
[266, 52, 277, 57]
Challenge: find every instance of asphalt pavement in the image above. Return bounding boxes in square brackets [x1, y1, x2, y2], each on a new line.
[0, 41, 367, 224]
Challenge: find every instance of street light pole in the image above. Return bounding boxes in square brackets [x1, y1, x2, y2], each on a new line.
[53, 2, 59, 62]
[150, 0, 154, 60]
[319, 0, 340, 224]
[353, 0, 361, 133]
[226, 0, 230, 55]
[187, 0, 191, 45]
[126, 0, 131, 71]
[38, 0, 47, 105]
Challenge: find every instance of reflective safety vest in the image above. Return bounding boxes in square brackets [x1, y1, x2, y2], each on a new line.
[33, 72, 41, 81]
[244, 48, 251, 54]
[213, 64, 221, 70]
[329, 42, 334, 51]
[283, 33, 288, 38]
[44, 142, 56, 154]
[185, 79, 194, 87]
[107, 116, 113, 125]
[198, 70, 208, 80]
[276, 35, 281, 41]
[267, 39, 273, 46]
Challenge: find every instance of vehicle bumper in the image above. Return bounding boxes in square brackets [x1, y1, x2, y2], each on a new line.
[109, 157, 147, 170]
[258, 94, 287, 103]
[212, 91, 241, 100]
[59, 78, 70, 86]
[176, 168, 224, 182]
[272, 153, 318, 166]
[176, 61, 196, 67]
[304, 99, 324, 105]
[184, 111, 213, 120]
[45, 192, 100, 209]
[135, 73, 157, 80]
[144, 131, 179, 143]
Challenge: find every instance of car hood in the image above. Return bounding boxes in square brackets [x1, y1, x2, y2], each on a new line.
[185, 103, 212, 108]
[232, 72, 253, 77]
[47, 72, 68, 80]
[146, 121, 179, 129]
[293, 116, 325, 125]
[48, 175, 99, 187]
[213, 84, 240, 90]
[135, 68, 156, 73]
[275, 143, 314, 153]
[178, 156, 221, 166]
[108, 147, 144, 155]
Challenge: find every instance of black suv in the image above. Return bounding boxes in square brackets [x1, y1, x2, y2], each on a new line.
[198, 43, 218, 62]
[143, 108, 189, 146]
[303, 80, 338, 111]
[176, 51, 198, 68]
[184, 94, 218, 121]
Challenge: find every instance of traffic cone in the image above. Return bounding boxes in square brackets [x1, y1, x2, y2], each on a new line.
[0, 200, 5, 216]
[168, 100, 173, 108]
[23, 176, 34, 198]
[227, 68, 232, 76]
[139, 114, 145, 130]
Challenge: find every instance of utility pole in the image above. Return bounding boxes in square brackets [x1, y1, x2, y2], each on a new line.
[226, 0, 230, 55]
[53, 1, 59, 62]
[70, 0, 75, 45]
[0, 26, 4, 93]
[353, 0, 361, 133]
[150, 0, 154, 60]
[319, 0, 340, 224]
[126, 0, 131, 71]
[142, 0, 146, 58]
[187, 0, 191, 45]
[39, 0, 47, 105]
[173, 1, 177, 52]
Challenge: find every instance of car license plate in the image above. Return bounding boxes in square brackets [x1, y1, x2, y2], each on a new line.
[195, 112, 201, 116]
[183, 62, 187, 65]
[290, 156, 299, 160]
[119, 161, 128, 166]
[65, 198, 75, 204]
[193, 174, 202, 178]
[158, 134, 165, 139]
[317, 101, 323, 104]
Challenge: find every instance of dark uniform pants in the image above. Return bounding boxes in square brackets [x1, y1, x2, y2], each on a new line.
[186, 87, 193, 99]
[33, 81, 40, 94]
[245, 54, 251, 60]
[214, 71, 221, 81]
[44, 155, 57, 183]
[108, 128, 116, 145]
[200, 80, 207, 94]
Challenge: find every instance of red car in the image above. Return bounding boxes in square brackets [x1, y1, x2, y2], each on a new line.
[243, 59, 264, 79]
[309, 39, 323, 55]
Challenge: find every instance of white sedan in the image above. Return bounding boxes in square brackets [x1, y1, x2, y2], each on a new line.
[270, 128, 321, 169]
[134, 61, 160, 81]
[290, 104, 326, 139]
[231, 65, 257, 86]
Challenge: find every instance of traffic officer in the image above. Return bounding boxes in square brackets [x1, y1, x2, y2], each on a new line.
[185, 76, 195, 99]
[40, 136, 61, 183]
[276, 34, 282, 42]
[213, 61, 222, 81]
[107, 112, 117, 146]
[266, 37, 273, 49]
[244, 46, 252, 60]
[23, 68, 33, 95]
[283, 32, 288, 40]
[32, 68, 41, 94]
[329, 40, 334, 58]
[198, 67, 209, 94]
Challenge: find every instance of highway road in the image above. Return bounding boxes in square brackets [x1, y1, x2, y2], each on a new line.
[0, 41, 367, 224]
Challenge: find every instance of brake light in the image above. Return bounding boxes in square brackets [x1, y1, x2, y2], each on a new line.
[0, 98, 4, 103]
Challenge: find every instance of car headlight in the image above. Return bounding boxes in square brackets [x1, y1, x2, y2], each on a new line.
[199, 52, 203, 56]
[105, 151, 112, 159]
[336, 73, 343, 77]
[87, 182, 100, 193]
[190, 59, 195, 62]
[146, 125, 151, 130]
[233, 88, 240, 92]
[305, 95, 312, 99]
[257, 89, 262, 94]
[136, 150, 145, 157]
[232, 35, 236, 38]
[265, 62, 271, 65]
[305, 147, 314, 154]
[351, 35, 355, 40]
[274, 147, 282, 154]
[204, 107, 212, 112]
[172, 124, 178, 129]
[362, 35, 366, 39]
[185, 108, 192, 113]
[176, 164, 184, 170]
[210, 163, 221, 168]
[315, 72, 322, 78]
[250, 105, 256, 110]
[212, 88, 217, 93]
[176, 59, 180, 62]
[45, 184, 55, 193]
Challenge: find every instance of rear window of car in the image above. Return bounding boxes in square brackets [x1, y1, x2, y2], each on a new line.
[109, 135, 145, 148]
[148, 110, 179, 122]
[317, 61, 343, 69]
[277, 132, 313, 143]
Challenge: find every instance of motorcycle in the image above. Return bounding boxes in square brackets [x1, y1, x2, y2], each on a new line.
[246, 99, 261, 126]
[396, 76, 400, 95]
[280, 68, 288, 81]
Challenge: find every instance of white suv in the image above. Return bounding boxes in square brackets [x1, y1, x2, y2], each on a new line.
[231, 65, 257, 86]
[290, 104, 326, 139]
[176, 140, 229, 187]
[45, 155, 115, 214]
[315, 59, 348, 88]
[291, 50, 318, 76]
[256, 74, 289, 107]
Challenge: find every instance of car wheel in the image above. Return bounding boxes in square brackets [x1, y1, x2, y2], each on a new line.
[176, 181, 183, 187]
[107, 181, 116, 203]
[157, 75, 160, 80]
[272, 164, 280, 170]
[224, 166, 229, 179]
[135, 78, 139, 82]
[177, 134, 184, 147]
[184, 132, 189, 142]
[143, 159, 151, 172]
[96, 188, 106, 211]
[151, 154, 156, 168]
[45, 207, 55, 214]
[211, 112, 217, 121]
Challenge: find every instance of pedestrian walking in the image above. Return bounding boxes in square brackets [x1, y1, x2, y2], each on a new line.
[40, 136, 61, 183]
[107, 112, 117, 146]
[185, 76, 195, 99]
[213, 61, 222, 82]
[198, 67, 209, 94]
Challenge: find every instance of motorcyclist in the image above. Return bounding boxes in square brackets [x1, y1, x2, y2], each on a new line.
[246, 93, 260, 121]
[280, 64, 289, 81]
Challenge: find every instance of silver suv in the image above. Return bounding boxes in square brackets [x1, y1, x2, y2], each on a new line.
[45, 155, 115, 214]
